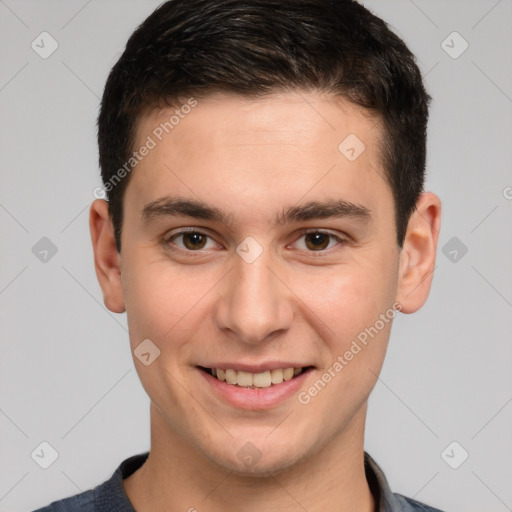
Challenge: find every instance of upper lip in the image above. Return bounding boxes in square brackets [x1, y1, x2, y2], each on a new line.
[199, 362, 312, 373]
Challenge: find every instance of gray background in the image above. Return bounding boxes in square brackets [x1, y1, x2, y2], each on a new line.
[1, 1, 511, 511]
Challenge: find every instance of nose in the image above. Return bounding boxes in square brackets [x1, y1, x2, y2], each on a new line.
[214, 250, 294, 346]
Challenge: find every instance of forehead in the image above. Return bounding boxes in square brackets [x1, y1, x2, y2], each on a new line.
[137, 91, 382, 156]
[126, 91, 391, 227]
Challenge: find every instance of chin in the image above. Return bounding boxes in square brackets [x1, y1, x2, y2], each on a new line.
[203, 437, 310, 477]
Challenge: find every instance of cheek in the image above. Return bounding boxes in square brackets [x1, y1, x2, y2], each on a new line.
[295, 261, 398, 421]
[121, 254, 217, 350]
[298, 257, 397, 339]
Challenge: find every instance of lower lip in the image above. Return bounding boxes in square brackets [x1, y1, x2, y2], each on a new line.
[199, 368, 311, 410]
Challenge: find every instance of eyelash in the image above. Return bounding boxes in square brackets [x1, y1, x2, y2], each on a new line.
[163, 228, 347, 255]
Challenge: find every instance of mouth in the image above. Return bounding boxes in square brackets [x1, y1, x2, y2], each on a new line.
[198, 366, 314, 389]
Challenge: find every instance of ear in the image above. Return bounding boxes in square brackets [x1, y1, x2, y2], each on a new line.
[396, 192, 442, 314]
[89, 199, 125, 313]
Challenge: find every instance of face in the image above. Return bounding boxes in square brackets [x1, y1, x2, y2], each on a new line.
[92, 91, 437, 476]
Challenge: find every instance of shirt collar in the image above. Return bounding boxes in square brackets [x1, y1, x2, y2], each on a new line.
[104, 451, 422, 512]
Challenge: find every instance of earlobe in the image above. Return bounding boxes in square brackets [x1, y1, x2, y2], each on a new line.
[396, 192, 442, 314]
[89, 199, 126, 313]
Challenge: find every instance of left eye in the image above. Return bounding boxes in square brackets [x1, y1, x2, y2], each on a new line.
[294, 231, 343, 251]
[169, 231, 217, 251]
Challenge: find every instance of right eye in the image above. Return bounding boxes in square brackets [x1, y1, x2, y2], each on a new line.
[164, 229, 219, 252]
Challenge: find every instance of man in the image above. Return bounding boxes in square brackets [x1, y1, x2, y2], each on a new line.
[34, 0, 443, 510]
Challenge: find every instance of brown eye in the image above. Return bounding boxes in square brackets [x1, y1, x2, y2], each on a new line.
[167, 230, 215, 251]
[304, 232, 331, 250]
[182, 232, 207, 250]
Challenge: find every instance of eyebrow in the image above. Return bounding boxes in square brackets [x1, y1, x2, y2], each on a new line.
[141, 196, 371, 227]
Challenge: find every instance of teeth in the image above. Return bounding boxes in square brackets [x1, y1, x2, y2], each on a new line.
[253, 371, 271, 388]
[210, 367, 303, 388]
[270, 369, 284, 385]
[237, 371, 253, 387]
[225, 369, 237, 385]
[283, 368, 294, 381]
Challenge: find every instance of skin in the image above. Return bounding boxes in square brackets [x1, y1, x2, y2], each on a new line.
[90, 91, 441, 512]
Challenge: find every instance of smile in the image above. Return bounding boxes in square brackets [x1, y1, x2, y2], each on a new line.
[201, 367, 310, 389]
[197, 365, 314, 409]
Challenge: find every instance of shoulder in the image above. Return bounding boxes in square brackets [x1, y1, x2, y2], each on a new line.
[31, 452, 149, 512]
[31, 489, 96, 511]
[364, 451, 445, 512]
[393, 492, 446, 512]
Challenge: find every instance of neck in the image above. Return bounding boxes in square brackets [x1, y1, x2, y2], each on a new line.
[124, 403, 375, 512]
